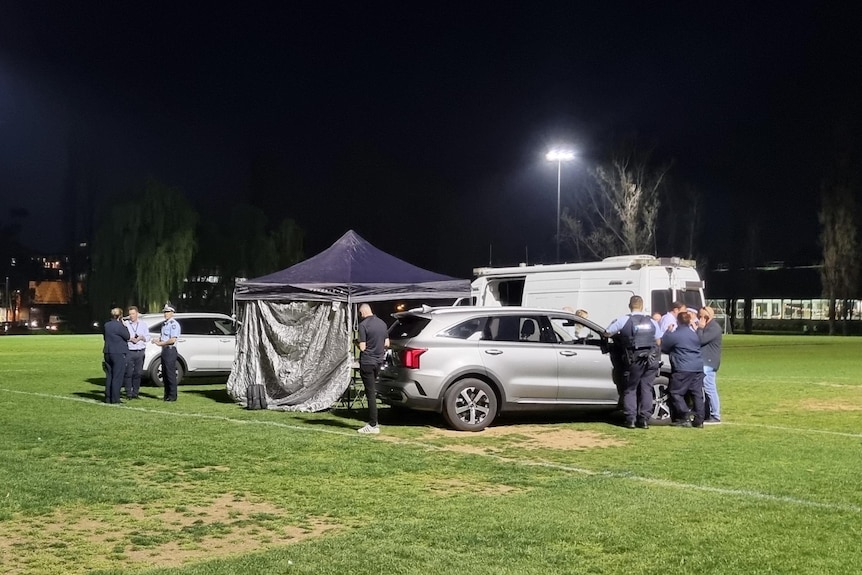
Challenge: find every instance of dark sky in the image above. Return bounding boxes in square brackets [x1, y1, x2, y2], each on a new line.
[1, 2, 860, 278]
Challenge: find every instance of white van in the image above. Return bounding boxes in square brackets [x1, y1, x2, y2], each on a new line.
[464, 255, 706, 329]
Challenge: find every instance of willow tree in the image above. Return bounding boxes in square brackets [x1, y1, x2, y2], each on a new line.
[91, 179, 198, 314]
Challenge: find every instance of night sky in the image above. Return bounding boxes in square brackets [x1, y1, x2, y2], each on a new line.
[1, 2, 860, 278]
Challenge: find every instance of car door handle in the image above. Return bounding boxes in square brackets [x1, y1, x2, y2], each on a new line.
[484, 349, 504, 355]
[559, 350, 578, 356]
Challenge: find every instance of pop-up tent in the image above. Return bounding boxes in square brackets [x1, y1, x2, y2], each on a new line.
[227, 230, 470, 411]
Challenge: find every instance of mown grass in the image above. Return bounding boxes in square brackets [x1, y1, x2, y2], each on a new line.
[0, 334, 860, 574]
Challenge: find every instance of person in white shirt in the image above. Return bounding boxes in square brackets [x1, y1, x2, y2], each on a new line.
[659, 301, 686, 334]
[123, 306, 150, 399]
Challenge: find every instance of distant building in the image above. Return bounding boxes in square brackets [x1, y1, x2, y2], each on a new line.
[1, 245, 90, 330]
[705, 262, 861, 333]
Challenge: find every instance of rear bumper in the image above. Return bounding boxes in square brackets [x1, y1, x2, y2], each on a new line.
[377, 380, 442, 412]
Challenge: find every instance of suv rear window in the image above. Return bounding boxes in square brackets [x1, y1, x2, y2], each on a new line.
[389, 316, 431, 340]
[439, 317, 484, 339]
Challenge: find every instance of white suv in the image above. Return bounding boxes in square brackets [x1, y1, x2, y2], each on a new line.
[140, 312, 238, 386]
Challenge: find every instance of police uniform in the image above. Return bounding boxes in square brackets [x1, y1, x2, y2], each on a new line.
[606, 311, 660, 428]
[159, 305, 181, 401]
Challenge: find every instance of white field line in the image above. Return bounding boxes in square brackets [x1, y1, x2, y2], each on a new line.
[723, 422, 862, 439]
[807, 382, 862, 388]
[722, 376, 861, 386]
[1, 387, 860, 515]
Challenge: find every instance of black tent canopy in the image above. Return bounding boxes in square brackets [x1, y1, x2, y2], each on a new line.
[227, 230, 470, 411]
[234, 229, 469, 303]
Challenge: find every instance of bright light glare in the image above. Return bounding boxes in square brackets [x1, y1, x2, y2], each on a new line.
[546, 149, 575, 162]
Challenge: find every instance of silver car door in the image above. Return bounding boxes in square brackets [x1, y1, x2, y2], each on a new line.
[478, 315, 558, 402]
[547, 315, 618, 402]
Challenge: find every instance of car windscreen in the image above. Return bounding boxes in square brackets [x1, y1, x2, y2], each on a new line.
[389, 316, 431, 340]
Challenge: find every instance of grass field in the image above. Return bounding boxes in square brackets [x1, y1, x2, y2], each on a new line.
[1, 334, 861, 574]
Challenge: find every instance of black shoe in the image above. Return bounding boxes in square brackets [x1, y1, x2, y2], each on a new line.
[164, 398, 176, 402]
[624, 421, 636, 429]
[671, 419, 692, 428]
[635, 420, 649, 429]
[692, 421, 704, 428]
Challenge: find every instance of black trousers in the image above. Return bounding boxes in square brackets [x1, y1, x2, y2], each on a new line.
[104, 352, 127, 404]
[359, 363, 380, 426]
[621, 359, 655, 424]
[124, 349, 145, 397]
[669, 370, 705, 425]
[161, 347, 178, 400]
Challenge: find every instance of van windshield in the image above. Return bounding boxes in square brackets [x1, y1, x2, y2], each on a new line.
[652, 289, 704, 315]
[682, 290, 704, 312]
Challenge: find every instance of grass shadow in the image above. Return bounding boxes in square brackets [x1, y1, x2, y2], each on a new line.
[302, 417, 363, 430]
[72, 390, 105, 401]
[370, 407, 441, 429]
[493, 409, 618, 427]
[183, 387, 234, 404]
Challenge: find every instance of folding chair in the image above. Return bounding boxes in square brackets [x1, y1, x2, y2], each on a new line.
[338, 364, 368, 410]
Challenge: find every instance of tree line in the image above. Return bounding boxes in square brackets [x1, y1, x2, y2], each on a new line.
[557, 140, 860, 335]
[89, 179, 303, 315]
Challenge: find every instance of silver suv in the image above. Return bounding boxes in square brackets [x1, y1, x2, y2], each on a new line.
[379, 306, 653, 431]
[140, 312, 237, 386]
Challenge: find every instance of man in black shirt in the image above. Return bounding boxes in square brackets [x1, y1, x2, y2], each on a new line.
[357, 303, 389, 434]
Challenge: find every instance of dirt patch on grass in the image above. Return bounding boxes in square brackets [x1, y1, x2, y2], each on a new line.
[425, 477, 526, 496]
[425, 425, 626, 452]
[0, 493, 340, 575]
[799, 399, 862, 411]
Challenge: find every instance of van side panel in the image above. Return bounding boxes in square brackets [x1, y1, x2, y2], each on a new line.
[522, 273, 581, 311]
[523, 269, 644, 328]
[470, 257, 706, 330]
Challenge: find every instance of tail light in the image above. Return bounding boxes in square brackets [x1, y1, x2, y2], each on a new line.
[399, 347, 427, 369]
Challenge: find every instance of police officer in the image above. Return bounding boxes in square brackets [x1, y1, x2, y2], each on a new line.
[153, 304, 181, 401]
[605, 295, 661, 429]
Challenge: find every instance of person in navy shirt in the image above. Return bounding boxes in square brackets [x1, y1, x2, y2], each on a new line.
[103, 307, 130, 404]
[153, 304, 181, 401]
[661, 311, 705, 427]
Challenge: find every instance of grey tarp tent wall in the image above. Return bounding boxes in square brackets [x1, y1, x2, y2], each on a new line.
[227, 230, 470, 411]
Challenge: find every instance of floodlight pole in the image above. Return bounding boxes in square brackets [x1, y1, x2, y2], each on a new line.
[546, 149, 575, 263]
[555, 159, 562, 262]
